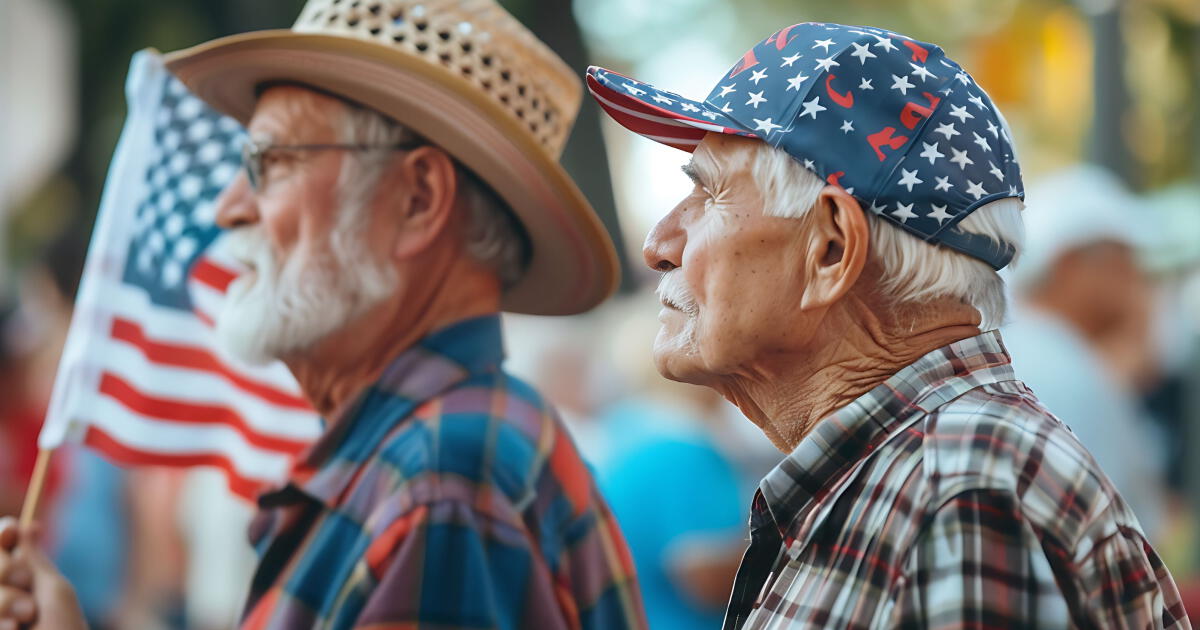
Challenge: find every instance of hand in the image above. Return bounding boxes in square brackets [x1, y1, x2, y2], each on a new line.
[0, 517, 87, 630]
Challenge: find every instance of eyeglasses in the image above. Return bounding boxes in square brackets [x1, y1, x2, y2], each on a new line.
[241, 139, 423, 191]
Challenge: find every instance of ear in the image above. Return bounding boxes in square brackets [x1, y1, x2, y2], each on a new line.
[798, 185, 870, 310]
[378, 146, 459, 259]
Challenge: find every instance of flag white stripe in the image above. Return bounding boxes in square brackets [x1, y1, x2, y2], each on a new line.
[93, 279, 302, 394]
[188, 272, 228, 326]
[98, 339, 320, 439]
[83, 394, 293, 480]
[40, 51, 164, 449]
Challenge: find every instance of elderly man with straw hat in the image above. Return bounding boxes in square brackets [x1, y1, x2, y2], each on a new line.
[589, 22, 1189, 629]
[0, 1, 647, 628]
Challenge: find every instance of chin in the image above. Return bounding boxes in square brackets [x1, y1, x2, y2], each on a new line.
[652, 329, 706, 385]
[216, 256, 398, 366]
[215, 267, 339, 365]
[215, 287, 290, 365]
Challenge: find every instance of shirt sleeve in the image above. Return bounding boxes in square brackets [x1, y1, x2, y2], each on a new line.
[1071, 516, 1191, 629]
[889, 488, 1074, 629]
[890, 488, 1190, 629]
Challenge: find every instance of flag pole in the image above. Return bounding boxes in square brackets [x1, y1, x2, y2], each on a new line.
[19, 449, 53, 528]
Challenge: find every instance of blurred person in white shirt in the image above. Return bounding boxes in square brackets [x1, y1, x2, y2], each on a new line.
[1003, 165, 1168, 540]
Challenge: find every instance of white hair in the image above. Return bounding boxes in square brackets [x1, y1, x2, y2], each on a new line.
[749, 143, 1024, 330]
[338, 102, 531, 287]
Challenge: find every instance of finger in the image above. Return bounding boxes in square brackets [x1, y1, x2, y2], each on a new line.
[12, 542, 53, 576]
[4, 538, 42, 589]
[5, 549, 38, 591]
[0, 585, 35, 624]
[1, 565, 29, 591]
[0, 519, 16, 552]
[15, 523, 41, 550]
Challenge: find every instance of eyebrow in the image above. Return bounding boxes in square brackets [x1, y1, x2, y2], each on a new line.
[681, 161, 704, 186]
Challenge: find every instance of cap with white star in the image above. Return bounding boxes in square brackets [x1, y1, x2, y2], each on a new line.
[586, 22, 1024, 270]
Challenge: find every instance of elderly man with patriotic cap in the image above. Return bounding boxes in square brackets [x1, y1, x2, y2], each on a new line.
[589, 22, 1190, 629]
[0, 0, 648, 629]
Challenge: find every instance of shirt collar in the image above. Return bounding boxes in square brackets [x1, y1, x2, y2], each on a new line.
[757, 330, 1015, 538]
[260, 314, 505, 509]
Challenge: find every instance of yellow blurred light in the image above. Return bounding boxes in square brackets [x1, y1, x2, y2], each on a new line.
[1039, 7, 1093, 130]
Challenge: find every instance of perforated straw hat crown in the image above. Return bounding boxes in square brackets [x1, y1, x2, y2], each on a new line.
[165, 0, 619, 315]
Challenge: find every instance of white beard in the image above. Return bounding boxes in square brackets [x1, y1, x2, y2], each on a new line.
[214, 213, 396, 365]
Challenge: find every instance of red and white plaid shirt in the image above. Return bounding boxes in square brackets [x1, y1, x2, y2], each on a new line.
[724, 331, 1190, 629]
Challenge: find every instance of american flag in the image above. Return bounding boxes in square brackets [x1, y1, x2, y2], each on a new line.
[39, 50, 321, 499]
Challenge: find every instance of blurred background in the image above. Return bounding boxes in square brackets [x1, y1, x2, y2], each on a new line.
[2, 0, 1199, 628]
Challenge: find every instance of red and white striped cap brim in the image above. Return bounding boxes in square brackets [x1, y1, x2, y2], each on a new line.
[586, 66, 756, 152]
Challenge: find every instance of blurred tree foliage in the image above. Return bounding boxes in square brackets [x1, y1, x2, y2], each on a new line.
[576, 0, 1199, 189]
[12, 0, 1198, 282]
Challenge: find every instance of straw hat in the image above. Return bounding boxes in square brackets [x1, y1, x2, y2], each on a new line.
[164, 0, 618, 316]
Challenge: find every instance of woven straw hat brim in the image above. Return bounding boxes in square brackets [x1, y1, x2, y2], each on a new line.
[165, 31, 618, 316]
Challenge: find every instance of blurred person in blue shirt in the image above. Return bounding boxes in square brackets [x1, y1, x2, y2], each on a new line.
[592, 302, 773, 630]
[1003, 165, 1168, 540]
[598, 395, 746, 630]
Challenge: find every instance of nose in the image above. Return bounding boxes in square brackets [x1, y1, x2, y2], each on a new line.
[642, 203, 686, 273]
[214, 173, 259, 229]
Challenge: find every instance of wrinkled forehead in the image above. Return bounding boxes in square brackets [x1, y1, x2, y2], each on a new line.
[248, 85, 344, 142]
[688, 133, 757, 187]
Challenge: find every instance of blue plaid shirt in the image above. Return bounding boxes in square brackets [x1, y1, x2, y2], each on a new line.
[241, 315, 647, 629]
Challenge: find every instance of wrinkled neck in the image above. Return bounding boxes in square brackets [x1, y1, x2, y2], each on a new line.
[716, 294, 982, 452]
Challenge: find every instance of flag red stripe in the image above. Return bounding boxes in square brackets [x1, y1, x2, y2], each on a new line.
[190, 258, 238, 293]
[83, 425, 264, 500]
[109, 317, 311, 410]
[99, 372, 310, 455]
[194, 310, 215, 328]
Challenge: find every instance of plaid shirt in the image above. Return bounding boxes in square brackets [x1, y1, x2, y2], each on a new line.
[241, 315, 646, 630]
[724, 331, 1190, 630]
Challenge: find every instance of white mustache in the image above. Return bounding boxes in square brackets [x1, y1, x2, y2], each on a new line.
[656, 270, 698, 315]
[219, 227, 272, 275]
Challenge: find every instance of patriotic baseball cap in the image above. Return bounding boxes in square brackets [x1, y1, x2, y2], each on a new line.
[587, 23, 1024, 270]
